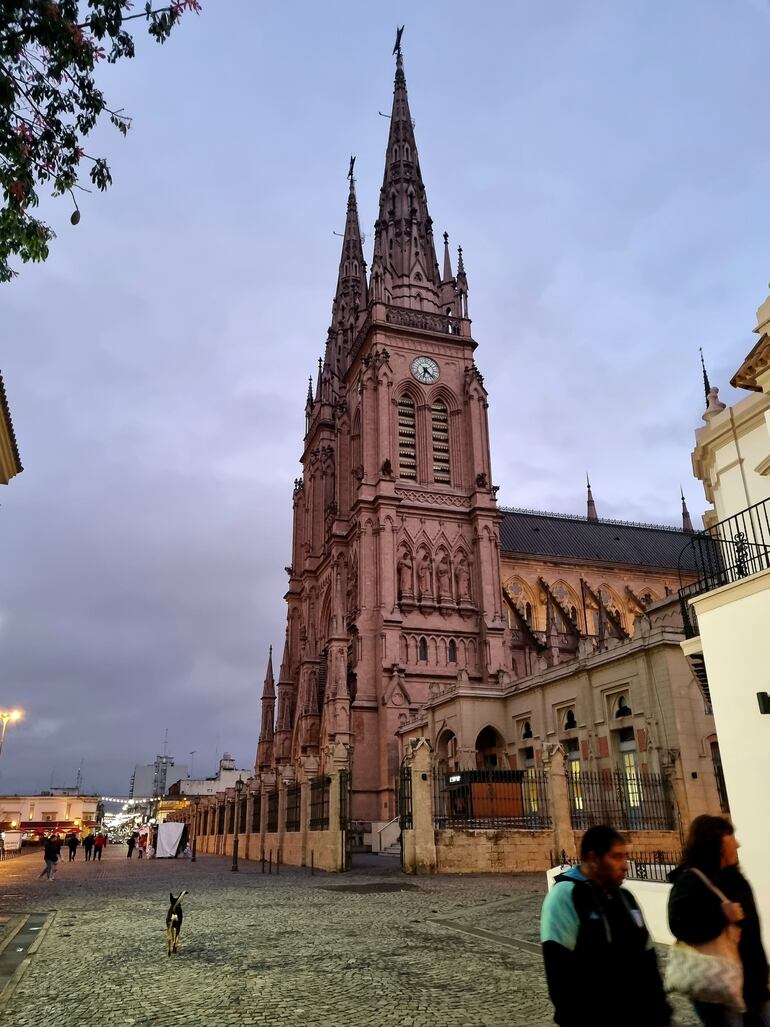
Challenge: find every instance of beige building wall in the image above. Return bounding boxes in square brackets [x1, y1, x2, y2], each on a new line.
[690, 572, 770, 950]
[686, 285, 770, 948]
[0, 794, 99, 827]
[401, 595, 720, 831]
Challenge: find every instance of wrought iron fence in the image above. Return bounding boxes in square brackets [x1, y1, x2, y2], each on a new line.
[678, 497, 770, 637]
[433, 768, 551, 830]
[399, 766, 413, 830]
[567, 768, 676, 831]
[626, 850, 681, 881]
[550, 848, 681, 881]
[285, 784, 301, 832]
[309, 776, 330, 830]
[266, 790, 278, 833]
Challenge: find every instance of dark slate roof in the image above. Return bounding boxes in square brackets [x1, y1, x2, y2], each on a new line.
[500, 508, 699, 572]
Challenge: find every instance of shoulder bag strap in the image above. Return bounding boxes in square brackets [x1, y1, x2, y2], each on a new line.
[689, 866, 730, 904]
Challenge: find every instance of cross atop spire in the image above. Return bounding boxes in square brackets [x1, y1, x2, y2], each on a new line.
[372, 33, 441, 311]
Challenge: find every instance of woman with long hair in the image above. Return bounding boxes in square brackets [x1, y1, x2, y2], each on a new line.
[669, 815, 769, 1026]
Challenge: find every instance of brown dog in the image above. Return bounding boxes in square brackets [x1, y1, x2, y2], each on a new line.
[166, 890, 187, 955]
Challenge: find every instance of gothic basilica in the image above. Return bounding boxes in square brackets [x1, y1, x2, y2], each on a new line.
[254, 41, 723, 840]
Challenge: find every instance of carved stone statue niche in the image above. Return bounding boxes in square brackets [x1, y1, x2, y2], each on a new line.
[454, 551, 471, 600]
[397, 550, 414, 597]
[436, 552, 452, 598]
[416, 550, 433, 597]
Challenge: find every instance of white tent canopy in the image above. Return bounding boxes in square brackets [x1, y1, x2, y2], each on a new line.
[155, 822, 184, 858]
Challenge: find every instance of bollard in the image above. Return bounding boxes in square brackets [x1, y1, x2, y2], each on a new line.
[311, 851, 314, 875]
[268, 851, 272, 874]
[277, 850, 280, 875]
[261, 850, 265, 874]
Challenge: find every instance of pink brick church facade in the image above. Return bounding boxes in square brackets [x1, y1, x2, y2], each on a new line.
[254, 41, 718, 841]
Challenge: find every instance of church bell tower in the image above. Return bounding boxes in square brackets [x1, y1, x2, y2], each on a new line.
[261, 36, 511, 825]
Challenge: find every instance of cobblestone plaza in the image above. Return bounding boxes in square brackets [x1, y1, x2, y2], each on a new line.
[0, 847, 698, 1026]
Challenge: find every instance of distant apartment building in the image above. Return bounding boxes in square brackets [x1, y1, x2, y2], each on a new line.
[168, 753, 251, 797]
[129, 756, 188, 798]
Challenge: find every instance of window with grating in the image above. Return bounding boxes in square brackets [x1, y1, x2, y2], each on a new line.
[431, 401, 450, 483]
[398, 397, 417, 479]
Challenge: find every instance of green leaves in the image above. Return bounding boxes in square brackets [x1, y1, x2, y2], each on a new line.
[0, 1, 202, 281]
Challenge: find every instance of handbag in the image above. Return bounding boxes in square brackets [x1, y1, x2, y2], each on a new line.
[665, 867, 745, 1011]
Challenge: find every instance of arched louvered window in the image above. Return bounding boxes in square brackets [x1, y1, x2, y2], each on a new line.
[448, 639, 457, 664]
[431, 400, 450, 483]
[398, 397, 417, 480]
[418, 637, 428, 662]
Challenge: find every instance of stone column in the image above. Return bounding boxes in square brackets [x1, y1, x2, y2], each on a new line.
[402, 739, 437, 875]
[326, 742, 351, 872]
[544, 746, 575, 861]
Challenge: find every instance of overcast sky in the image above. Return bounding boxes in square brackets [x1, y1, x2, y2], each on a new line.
[2, 1, 769, 796]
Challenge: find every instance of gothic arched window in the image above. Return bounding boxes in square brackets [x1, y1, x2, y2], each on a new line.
[525, 602, 533, 626]
[418, 637, 428, 662]
[564, 708, 577, 731]
[522, 720, 533, 739]
[431, 400, 450, 483]
[398, 397, 417, 480]
[448, 639, 457, 664]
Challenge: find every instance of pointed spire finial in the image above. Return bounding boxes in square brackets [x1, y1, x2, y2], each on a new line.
[393, 24, 404, 56]
[457, 245, 465, 274]
[681, 487, 694, 532]
[586, 473, 598, 522]
[442, 231, 453, 282]
[699, 348, 711, 407]
[306, 375, 313, 408]
[315, 356, 322, 400]
[348, 155, 356, 181]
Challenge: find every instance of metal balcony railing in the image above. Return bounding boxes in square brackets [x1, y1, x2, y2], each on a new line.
[678, 497, 770, 638]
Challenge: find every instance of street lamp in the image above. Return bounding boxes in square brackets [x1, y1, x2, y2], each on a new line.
[231, 777, 244, 873]
[0, 709, 23, 761]
[191, 796, 200, 863]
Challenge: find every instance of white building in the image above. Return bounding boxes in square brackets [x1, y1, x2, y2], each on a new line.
[682, 281, 770, 948]
[0, 793, 100, 833]
[168, 753, 250, 797]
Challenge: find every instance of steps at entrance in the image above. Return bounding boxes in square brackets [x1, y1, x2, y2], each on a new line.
[381, 843, 401, 857]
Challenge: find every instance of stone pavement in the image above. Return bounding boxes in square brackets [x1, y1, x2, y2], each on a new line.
[0, 847, 698, 1026]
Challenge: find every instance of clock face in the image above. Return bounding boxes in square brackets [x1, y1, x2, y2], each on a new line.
[410, 356, 440, 384]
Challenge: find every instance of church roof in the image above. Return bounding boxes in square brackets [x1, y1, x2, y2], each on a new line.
[499, 508, 699, 572]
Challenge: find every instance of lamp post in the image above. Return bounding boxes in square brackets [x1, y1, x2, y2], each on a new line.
[0, 710, 23, 761]
[231, 777, 244, 872]
[191, 796, 200, 862]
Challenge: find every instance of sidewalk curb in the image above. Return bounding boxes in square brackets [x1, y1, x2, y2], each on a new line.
[0, 918, 26, 960]
[0, 912, 56, 1009]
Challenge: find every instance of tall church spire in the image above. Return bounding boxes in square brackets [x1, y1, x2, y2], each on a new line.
[256, 646, 276, 771]
[586, 474, 598, 522]
[326, 162, 368, 382]
[373, 30, 441, 311]
[681, 487, 694, 532]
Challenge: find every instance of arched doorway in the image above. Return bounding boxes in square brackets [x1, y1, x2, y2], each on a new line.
[475, 726, 507, 769]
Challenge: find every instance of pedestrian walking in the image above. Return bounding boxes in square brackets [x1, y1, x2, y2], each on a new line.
[66, 832, 79, 862]
[93, 833, 105, 861]
[126, 833, 136, 858]
[82, 833, 94, 861]
[38, 835, 59, 881]
[137, 832, 147, 859]
[668, 815, 770, 1027]
[540, 824, 671, 1027]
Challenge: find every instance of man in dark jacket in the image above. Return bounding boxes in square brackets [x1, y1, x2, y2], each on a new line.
[38, 835, 60, 880]
[669, 862, 770, 1022]
[541, 824, 671, 1027]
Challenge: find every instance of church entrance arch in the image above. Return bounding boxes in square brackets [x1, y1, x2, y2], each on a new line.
[475, 726, 507, 769]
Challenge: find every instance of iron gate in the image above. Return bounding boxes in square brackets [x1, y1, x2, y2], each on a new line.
[339, 769, 352, 871]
